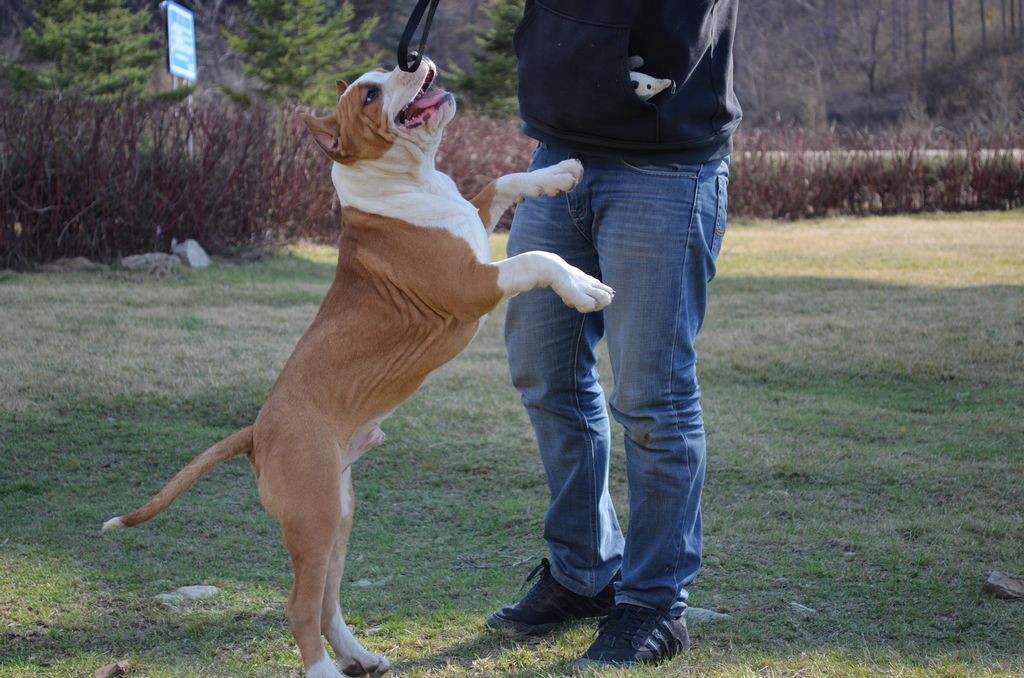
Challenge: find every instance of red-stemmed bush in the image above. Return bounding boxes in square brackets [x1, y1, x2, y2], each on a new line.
[731, 127, 1024, 218]
[0, 95, 339, 269]
[2, 95, 1021, 269]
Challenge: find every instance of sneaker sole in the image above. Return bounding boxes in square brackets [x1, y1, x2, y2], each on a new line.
[574, 642, 690, 671]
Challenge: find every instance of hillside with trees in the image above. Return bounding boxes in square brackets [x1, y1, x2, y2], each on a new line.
[3, 0, 1023, 129]
[1, 0, 1022, 268]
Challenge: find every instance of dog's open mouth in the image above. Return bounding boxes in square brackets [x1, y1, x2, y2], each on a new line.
[395, 62, 450, 129]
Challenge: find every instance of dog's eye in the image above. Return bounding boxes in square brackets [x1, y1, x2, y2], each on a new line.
[363, 87, 380, 105]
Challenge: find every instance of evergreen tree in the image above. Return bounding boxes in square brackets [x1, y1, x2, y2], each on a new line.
[4, 0, 159, 98]
[225, 0, 377, 107]
[449, 0, 523, 114]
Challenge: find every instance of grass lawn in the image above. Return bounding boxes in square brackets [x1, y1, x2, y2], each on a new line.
[1, 212, 1022, 677]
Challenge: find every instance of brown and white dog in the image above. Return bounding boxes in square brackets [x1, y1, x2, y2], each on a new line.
[102, 59, 612, 678]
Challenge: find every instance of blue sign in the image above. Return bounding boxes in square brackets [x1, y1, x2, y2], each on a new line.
[166, 1, 197, 81]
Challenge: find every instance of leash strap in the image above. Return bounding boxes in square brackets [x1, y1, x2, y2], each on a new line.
[397, 0, 440, 72]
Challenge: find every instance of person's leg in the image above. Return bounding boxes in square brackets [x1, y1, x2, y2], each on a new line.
[591, 156, 730, 618]
[504, 145, 624, 598]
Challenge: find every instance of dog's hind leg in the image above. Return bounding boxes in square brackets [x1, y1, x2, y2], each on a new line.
[279, 487, 344, 678]
[321, 467, 390, 677]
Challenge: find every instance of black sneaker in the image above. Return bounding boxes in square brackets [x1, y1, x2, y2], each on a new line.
[486, 558, 618, 635]
[576, 603, 690, 668]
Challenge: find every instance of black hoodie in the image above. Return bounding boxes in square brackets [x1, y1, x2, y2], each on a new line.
[514, 0, 741, 162]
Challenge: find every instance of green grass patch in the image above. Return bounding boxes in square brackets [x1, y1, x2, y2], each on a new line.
[1, 214, 1022, 676]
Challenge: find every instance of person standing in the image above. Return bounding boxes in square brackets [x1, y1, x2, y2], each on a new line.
[486, 0, 741, 668]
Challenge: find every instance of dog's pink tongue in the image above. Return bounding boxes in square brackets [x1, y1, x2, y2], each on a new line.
[408, 89, 448, 116]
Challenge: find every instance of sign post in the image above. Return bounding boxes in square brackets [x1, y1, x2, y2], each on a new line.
[165, 1, 197, 82]
[162, 1, 197, 158]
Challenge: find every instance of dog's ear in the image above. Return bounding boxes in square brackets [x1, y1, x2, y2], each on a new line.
[301, 113, 344, 161]
[335, 80, 348, 97]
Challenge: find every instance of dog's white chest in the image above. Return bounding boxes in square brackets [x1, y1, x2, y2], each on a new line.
[331, 164, 491, 263]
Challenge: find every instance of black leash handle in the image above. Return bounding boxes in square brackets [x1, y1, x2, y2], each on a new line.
[397, 0, 440, 72]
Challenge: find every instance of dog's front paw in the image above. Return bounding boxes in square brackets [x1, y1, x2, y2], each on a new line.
[553, 266, 614, 313]
[529, 158, 584, 197]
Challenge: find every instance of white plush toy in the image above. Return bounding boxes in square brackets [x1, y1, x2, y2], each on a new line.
[627, 56, 674, 101]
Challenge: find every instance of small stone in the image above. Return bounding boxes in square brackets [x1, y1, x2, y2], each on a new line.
[171, 239, 211, 269]
[983, 571, 1024, 599]
[789, 602, 817, 616]
[685, 607, 731, 624]
[95, 660, 130, 677]
[174, 585, 218, 600]
[352, 579, 374, 588]
[152, 585, 218, 608]
[121, 252, 179, 275]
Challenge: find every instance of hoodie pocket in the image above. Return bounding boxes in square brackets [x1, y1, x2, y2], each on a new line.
[514, 2, 658, 145]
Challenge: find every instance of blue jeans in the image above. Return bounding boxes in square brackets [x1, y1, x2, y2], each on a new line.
[505, 144, 729, 617]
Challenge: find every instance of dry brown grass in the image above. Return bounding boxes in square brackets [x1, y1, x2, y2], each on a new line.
[722, 212, 1024, 287]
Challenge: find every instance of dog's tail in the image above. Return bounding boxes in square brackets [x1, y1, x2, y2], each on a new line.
[101, 426, 254, 532]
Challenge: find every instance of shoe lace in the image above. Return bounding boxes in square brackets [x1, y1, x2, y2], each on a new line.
[597, 605, 664, 651]
[518, 558, 553, 598]
[521, 558, 551, 586]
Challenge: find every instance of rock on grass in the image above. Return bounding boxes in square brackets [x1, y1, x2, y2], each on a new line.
[983, 571, 1024, 599]
[95, 661, 130, 677]
[789, 602, 818, 617]
[152, 584, 219, 610]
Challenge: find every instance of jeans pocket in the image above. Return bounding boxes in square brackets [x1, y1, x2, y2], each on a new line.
[620, 159, 701, 178]
[528, 142, 567, 171]
[709, 172, 728, 259]
[528, 142, 544, 168]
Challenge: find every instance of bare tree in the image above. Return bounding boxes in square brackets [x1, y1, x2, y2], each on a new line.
[948, 0, 957, 55]
[1019, 0, 1024, 47]
[919, 0, 928, 73]
[842, 0, 888, 93]
[904, 0, 913, 67]
[1001, 0, 1008, 42]
[979, 0, 988, 49]
[892, 0, 903, 71]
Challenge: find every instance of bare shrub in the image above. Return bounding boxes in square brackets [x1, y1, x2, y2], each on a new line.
[2, 96, 1020, 269]
[0, 95, 337, 269]
[732, 126, 1024, 219]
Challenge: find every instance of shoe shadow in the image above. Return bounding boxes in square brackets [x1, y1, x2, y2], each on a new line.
[395, 625, 588, 676]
